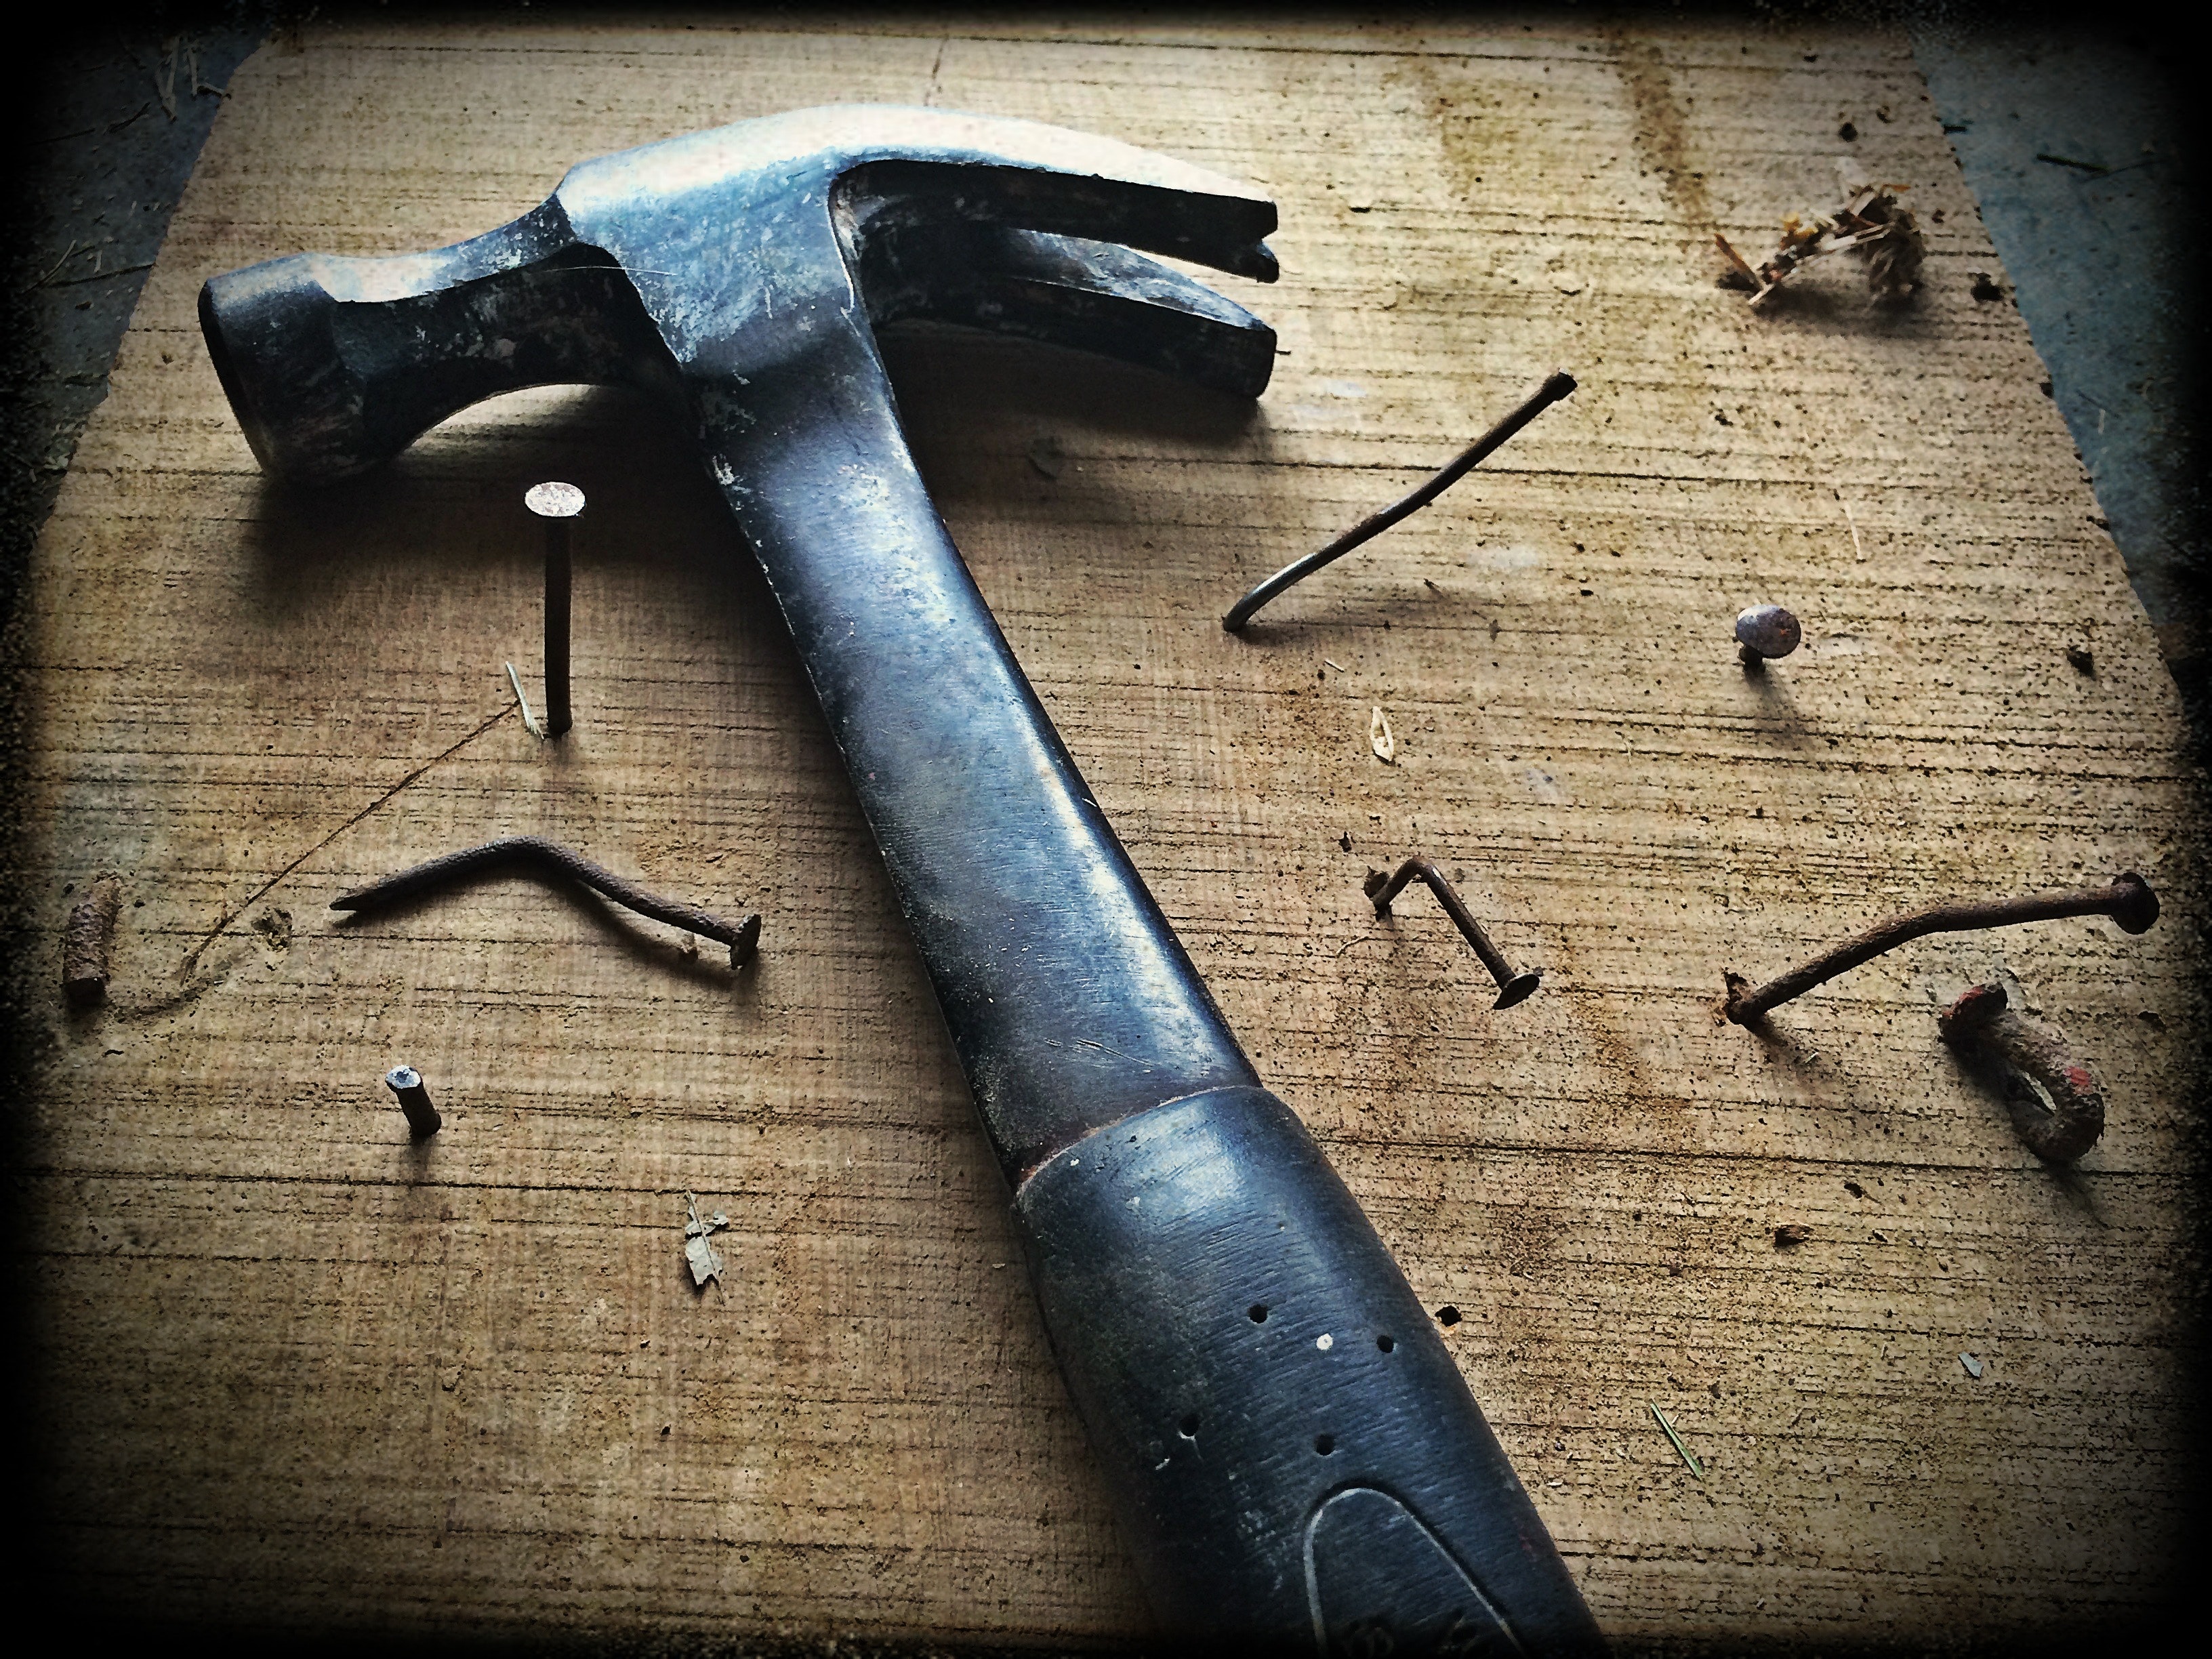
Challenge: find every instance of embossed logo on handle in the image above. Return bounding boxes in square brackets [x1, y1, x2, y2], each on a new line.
[1307, 1488, 1523, 1658]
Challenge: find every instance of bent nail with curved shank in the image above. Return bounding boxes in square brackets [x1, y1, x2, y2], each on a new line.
[1365, 857, 1542, 1010]
[1725, 871, 2158, 1025]
[331, 835, 760, 968]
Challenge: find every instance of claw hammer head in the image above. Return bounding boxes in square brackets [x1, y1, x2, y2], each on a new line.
[199, 104, 1279, 485]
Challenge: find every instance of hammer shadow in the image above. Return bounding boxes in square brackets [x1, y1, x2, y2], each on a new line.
[882, 324, 1267, 452]
[235, 384, 775, 636]
[329, 874, 756, 998]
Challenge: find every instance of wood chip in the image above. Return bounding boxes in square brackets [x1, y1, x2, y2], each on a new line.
[62, 874, 123, 1008]
[683, 1192, 727, 1288]
[1369, 706, 1395, 764]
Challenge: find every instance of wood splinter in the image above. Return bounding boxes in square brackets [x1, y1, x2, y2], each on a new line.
[62, 873, 124, 1008]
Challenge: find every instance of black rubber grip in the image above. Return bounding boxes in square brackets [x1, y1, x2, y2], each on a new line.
[1015, 1086, 1607, 1654]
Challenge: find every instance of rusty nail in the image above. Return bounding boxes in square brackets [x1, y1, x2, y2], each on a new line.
[1223, 371, 1576, 632]
[1724, 871, 2158, 1025]
[385, 1065, 443, 1139]
[62, 872, 123, 1008]
[526, 481, 583, 737]
[332, 834, 760, 968]
[1365, 857, 1542, 1009]
[1938, 982, 2104, 1162]
[1735, 604, 1801, 668]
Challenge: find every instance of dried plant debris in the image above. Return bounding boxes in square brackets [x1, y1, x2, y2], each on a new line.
[684, 1192, 730, 1288]
[1648, 1401, 1704, 1479]
[1717, 183, 1924, 308]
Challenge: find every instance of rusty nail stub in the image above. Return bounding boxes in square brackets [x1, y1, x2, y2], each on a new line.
[385, 1065, 443, 1139]
[1736, 604, 1801, 666]
[527, 481, 583, 738]
[1724, 870, 2158, 1025]
[1938, 982, 2105, 1163]
[1365, 857, 1542, 1009]
[62, 872, 124, 1009]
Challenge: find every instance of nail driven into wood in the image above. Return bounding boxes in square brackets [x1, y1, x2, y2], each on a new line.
[526, 481, 583, 737]
[1222, 370, 1577, 632]
[385, 1065, 442, 1138]
[1364, 857, 1542, 1009]
[62, 872, 124, 1008]
[1723, 871, 2159, 1025]
[331, 835, 761, 967]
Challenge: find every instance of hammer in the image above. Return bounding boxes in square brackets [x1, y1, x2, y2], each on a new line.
[199, 106, 1603, 1652]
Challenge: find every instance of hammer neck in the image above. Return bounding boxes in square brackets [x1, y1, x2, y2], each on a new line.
[700, 323, 1256, 1183]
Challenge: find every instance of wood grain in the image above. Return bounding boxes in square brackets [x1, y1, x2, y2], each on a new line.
[20, 13, 2198, 1648]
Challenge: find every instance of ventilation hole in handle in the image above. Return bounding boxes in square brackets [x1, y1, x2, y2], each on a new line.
[1179, 1413, 1200, 1438]
[1314, 1434, 1335, 1456]
[1376, 1334, 1395, 1353]
[1248, 1303, 1269, 1323]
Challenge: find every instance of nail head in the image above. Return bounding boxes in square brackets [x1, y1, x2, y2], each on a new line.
[1937, 981, 2007, 1038]
[2110, 870, 2160, 935]
[1492, 969, 1544, 1010]
[526, 481, 586, 518]
[1735, 604, 1801, 660]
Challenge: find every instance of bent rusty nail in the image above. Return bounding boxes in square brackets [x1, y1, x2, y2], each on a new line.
[62, 872, 124, 1008]
[1723, 871, 2158, 1025]
[1364, 857, 1542, 1009]
[331, 835, 760, 967]
[1938, 982, 2105, 1163]
[1223, 370, 1577, 632]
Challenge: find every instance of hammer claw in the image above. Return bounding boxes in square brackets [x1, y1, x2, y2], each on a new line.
[863, 224, 1277, 397]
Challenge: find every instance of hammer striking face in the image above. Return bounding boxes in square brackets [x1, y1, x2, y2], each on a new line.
[201, 106, 1603, 1652]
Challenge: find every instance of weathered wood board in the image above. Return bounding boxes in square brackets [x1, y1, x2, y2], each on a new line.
[22, 12, 2198, 1649]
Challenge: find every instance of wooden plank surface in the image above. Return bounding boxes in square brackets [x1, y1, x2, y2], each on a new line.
[22, 12, 2197, 1648]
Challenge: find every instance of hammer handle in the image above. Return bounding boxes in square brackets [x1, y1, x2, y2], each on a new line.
[711, 315, 1257, 1184]
[1022, 1085, 1605, 1649]
[703, 315, 1602, 1652]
